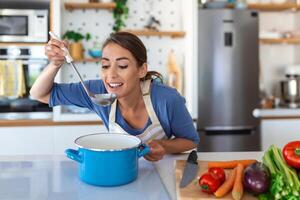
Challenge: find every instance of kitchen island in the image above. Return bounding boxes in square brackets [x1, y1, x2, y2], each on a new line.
[0, 152, 263, 200]
[253, 108, 300, 150]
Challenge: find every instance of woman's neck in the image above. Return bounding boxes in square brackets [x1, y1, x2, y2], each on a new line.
[118, 88, 144, 112]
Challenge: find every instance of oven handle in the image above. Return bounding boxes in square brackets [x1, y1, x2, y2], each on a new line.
[0, 59, 48, 65]
[21, 60, 48, 65]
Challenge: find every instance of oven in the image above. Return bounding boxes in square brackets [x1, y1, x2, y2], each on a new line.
[0, 45, 52, 119]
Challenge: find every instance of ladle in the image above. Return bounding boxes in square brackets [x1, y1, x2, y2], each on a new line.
[49, 32, 116, 106]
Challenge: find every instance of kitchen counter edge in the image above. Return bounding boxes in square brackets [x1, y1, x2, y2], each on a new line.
[253, 108, 300, 119]
[0, 119, 103, 127]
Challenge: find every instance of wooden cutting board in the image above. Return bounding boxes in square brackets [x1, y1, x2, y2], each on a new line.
[175, 160, 258, 200]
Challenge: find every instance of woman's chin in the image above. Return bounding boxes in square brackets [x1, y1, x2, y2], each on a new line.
[107, 90, 121, 97]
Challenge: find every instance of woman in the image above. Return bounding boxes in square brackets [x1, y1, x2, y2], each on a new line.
[30, 32, 199, 162]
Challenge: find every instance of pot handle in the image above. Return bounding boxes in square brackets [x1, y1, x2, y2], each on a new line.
[65, 149, 83, 163]
[138, 144, 150, 158]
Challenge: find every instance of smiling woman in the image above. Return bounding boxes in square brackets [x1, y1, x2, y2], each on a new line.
[29, 31, 199, 162]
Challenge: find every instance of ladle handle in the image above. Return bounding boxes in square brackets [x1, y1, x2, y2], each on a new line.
[69, 63, 95, 98]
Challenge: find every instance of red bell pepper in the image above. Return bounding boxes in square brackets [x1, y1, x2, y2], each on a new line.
[199, 172, 221, 194]
[208, 167, 226, 184]
[282, 141, 300, 169]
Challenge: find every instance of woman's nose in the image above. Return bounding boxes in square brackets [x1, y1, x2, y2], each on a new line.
[107, 65, 118, 77]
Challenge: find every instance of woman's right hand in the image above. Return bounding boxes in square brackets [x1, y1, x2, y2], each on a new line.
[45, 38, 69, 67]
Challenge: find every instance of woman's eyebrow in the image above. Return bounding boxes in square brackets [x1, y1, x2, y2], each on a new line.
[101, 57, 110, 61]
[101, 57, 129, 61]
[116, 57, 129, 61]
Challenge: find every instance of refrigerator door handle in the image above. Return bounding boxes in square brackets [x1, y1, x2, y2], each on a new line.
[202, 128, 257, 136]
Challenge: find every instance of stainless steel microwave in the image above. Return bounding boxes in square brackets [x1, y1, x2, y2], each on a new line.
[0, 9, 48, 43]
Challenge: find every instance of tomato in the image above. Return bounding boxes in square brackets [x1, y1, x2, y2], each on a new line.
[282, 141, 300, 169]
[198, 172, 221, 194]
[209, 167, 226, 183]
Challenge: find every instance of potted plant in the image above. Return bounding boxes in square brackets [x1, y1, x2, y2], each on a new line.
[63, 31, 91, 60]
[112, 0, 128, 32]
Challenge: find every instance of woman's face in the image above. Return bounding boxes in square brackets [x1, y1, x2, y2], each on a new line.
[101, 43, 147, 98]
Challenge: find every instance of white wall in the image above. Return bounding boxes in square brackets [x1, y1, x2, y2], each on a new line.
[182, 0, 198, 118]
[259, 12, 300, 97]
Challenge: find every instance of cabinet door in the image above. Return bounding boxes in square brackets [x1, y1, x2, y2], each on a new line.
[0, 127, 54, 155]
[261, 119, 300, 150]
[53, 125, 108, 155]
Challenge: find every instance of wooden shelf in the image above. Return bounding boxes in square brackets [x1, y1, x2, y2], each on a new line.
[122, 29, 186, 38]
[260, 38, 300, 44]
[64, 2, 116, 10]
[73, 58, 101, 62]
[0, 119, 102, 127]
[226, 3, 300, 11]
[247, 3, 299, 11]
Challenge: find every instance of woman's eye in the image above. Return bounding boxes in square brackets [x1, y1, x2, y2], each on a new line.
[119, 65, 128, 69]
[102, 65, 109, 69]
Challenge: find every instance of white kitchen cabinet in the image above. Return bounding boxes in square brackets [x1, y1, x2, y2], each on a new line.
[261, 119, 300, 150]
[0, 125, 107, 155]
[53, 125, 107, 154]
[0, 127, 53, 155]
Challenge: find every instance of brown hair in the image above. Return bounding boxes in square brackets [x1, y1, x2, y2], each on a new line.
[102, 32, 163, 82]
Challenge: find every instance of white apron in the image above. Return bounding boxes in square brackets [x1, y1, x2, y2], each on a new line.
[108, 80, 166, 143]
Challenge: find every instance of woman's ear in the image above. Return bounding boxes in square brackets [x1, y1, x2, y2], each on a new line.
[139, 63, 148, 78]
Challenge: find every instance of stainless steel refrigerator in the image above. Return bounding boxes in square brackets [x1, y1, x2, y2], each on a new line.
[197, 9, 260, 152]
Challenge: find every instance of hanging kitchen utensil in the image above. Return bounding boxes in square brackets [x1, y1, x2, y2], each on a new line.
[0, 60, 25, 98]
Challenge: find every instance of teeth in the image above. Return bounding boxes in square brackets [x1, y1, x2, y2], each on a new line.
[108, 83, 123, 88]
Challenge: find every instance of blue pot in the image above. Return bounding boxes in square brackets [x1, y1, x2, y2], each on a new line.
[65, 133, 150, 186]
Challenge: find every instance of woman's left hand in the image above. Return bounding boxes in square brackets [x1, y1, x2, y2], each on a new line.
[144, 140, 166, 162]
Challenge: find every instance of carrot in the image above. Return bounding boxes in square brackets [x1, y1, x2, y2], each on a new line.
[208, 159, 256, 169]
[232, 163, 244, 200]
[214, 167, 237, 198]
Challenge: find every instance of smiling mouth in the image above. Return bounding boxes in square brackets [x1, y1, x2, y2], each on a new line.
[108, 82, 123, 88]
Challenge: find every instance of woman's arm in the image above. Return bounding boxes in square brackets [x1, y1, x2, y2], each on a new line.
[158, 138, 197, 154]
[30, 38, 67, 103]
[144, 138, 197, 162]
[30, 63, 61, 103]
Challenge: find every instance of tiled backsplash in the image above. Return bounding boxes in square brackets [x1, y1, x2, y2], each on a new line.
[61, 0, 185, 84]
[51, 0, 198, 120]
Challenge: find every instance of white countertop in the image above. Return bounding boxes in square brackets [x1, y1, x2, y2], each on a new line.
[0, 155, 168, 200]
[0, 152, 263, 200]
[253, 108, 300, 118]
